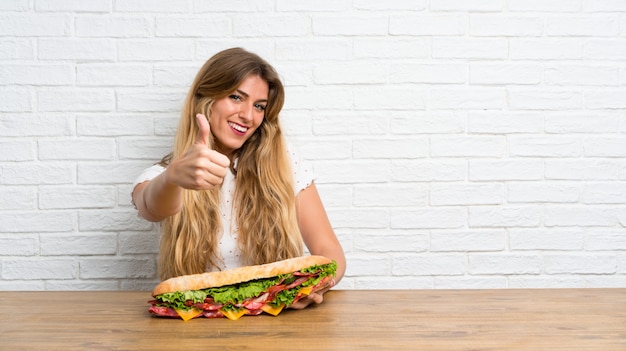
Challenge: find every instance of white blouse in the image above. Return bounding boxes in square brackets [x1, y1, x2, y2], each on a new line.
[132, 149, 315, 271]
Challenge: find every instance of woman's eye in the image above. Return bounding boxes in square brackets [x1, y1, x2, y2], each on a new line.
[255, 104, 267, 111]
[229, 94, 242, 101]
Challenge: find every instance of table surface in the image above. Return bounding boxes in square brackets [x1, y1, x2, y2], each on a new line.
[0, 289, 624, 350]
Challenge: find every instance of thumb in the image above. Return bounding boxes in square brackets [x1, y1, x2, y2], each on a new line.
[195, 113, 210, 146]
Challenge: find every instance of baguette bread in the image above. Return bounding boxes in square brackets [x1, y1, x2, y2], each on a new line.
[152, 255, 332, 296]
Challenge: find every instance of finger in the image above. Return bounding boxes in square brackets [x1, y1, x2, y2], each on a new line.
[195, 113, 211, 147]
[208, 150, 231, 168]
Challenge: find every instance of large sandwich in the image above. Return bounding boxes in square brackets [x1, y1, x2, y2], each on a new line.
[148, 255, 337, 321]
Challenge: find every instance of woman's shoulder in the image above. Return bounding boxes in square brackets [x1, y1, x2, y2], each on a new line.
[286, 143, 315, 194]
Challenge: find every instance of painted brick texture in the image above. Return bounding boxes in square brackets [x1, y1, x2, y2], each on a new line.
[1, 1, 626, 290]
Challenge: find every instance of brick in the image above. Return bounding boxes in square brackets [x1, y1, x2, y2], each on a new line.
[78, 209, 154, 231]
[0, 39, 34, 60]
[312, 112, 388, 136]
[119, 231, 159, 254]
[39, 138, 115, 160]
[585, 90, 626, 109]
[316, 184, 353, 207]
[345, 254, 390, 276]
[0, 140, 35, 161]
[509, 0, 582, 12]
[276, 0, 351, 12]
[510, 38, 583, 60]
[77, 64, 151, 86]
[276, 39, 351, 61]
[46, 280, 120, 290]
[545, 65, 620, 86]
[470, 63, 542, 85]
[40, 233, 118, 255]
[0, 235, 38, 255]
[2, 258, 78, 279]
[544, 254, 616, 274]
[429, 0, 504, 12]
[586, 230, 626, 250]
[391, 208, 467, 229]
[118, 39, 194, 61]
[390, 14, 466, 35]
[508, 89, 583, 110]
[36, 0, 111, 12]
[195, 0, 273, 12]
[313, 15, 387, 36]
[234, 15, 308, 37]
[508, 182, 580, 203]
[433, 38, 507, 59]
[354, 184, 428, 207]
[313, 160, 390, 184]
[297, 139, 351, 160]
[354, 86, 426, 110]
[585, 0, 626, 12]
[468, 111, 543, 134]
[470, 15, 543, 36]
[430, 183, 504, 206]
[545, 207, 617, 227]
[354, 0, 426, 11]
[354, 233, 429, 253]
[431, 230, 506, 252]
[390, 112, 466, 135]
[0, 113, 74, 136]
[0, 64, 73, 86]
[0, 88, 32, 112]
[0, 187, 36, 210]
[118, 137, 172, 160]
[286, 87, 353, 110]
[314, 62, 387, 85]
[77, 161, 149, 184]
[153, 65, 198, 87]
[196, 40, 275, 63]
[75, 15, 150, 37]
[392, 160, 466, 182]
[508, 136, 581, 157]
[353, 138, 428, 159]
[116, 89, 186, 112]
[0, 14, 69, 36]
[584, 137, 626, 157]
[76, 114, 153, 137]
[509, 228, 585, 250]
[79, 257, 156, 279]
[546, 15, 619, 36]
[391, 63, 467, 84]
[354, 38, 430, 59]
[114, 0, 189, 13]
[0, 211, 76, 233]
[327, 208, 388, 229]
[435, 276, 508, 289]
[430, 136, 505, 157]
[430, 87, 505, 110]
[545, 112, 621, 133]
[469, 254, 542, 274]
[546, 159, 619, 180]
[38, 39, 116, 61]
[469, 206, 542, 228]
[581, 183, 626, 204]
[469, 160, 544, 181]
[0, 0, 28, 11]
[39, 185, 117, 209]
[156, 16, 231, 37]
[38, 88, 115, 112]
[0, 163, 74, 185]
[393, 254, 466, 276]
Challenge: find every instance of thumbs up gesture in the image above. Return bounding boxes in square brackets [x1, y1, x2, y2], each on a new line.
[165, 114, 231, 190]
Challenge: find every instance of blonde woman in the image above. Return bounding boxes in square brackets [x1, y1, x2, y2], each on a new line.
[132, 48, 345, 309]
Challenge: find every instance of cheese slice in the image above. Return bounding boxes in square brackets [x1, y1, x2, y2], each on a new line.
[261, 303, 285, 316]
[176, 308, 203, 321]
[220, 308, 246, 321]
[298, 286, 313, 296]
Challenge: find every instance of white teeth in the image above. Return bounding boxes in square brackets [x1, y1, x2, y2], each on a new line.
[228, 122, 248, 133]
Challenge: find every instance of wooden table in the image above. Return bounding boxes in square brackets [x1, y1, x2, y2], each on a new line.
[0, 289, 624, 350]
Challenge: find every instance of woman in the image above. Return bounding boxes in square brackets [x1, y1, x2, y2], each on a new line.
[132, 48, 345, 309]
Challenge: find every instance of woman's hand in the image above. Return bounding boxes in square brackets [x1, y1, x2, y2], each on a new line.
[166, 114, 230, 190]
[288, 278, 336, 310]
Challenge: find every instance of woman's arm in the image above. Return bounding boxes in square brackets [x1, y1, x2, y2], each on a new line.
[132, 114, 230, 222]
[290, 181, 346, 309]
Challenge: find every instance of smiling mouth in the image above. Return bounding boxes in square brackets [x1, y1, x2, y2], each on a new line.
[228, 121, 248, 134]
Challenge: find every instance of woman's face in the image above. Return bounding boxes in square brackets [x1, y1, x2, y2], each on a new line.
[209, 74, 269, 157]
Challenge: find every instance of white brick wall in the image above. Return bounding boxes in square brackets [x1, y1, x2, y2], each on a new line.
[1, 1, 626, 291]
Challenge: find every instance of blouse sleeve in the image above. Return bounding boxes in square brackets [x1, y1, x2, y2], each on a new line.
[288, 145, 316, 195]
[132, 164, 166, 191]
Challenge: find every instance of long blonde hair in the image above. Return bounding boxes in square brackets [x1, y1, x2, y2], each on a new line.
[158, 48, 303, 280]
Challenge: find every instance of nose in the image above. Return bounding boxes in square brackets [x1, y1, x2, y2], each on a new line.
[238, 103, 254, 122]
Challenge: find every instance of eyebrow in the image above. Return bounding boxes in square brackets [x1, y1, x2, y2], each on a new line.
[236, 89, 268, 103]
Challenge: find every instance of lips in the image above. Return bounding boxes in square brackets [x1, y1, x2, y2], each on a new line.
[228, 121, 248, 135]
